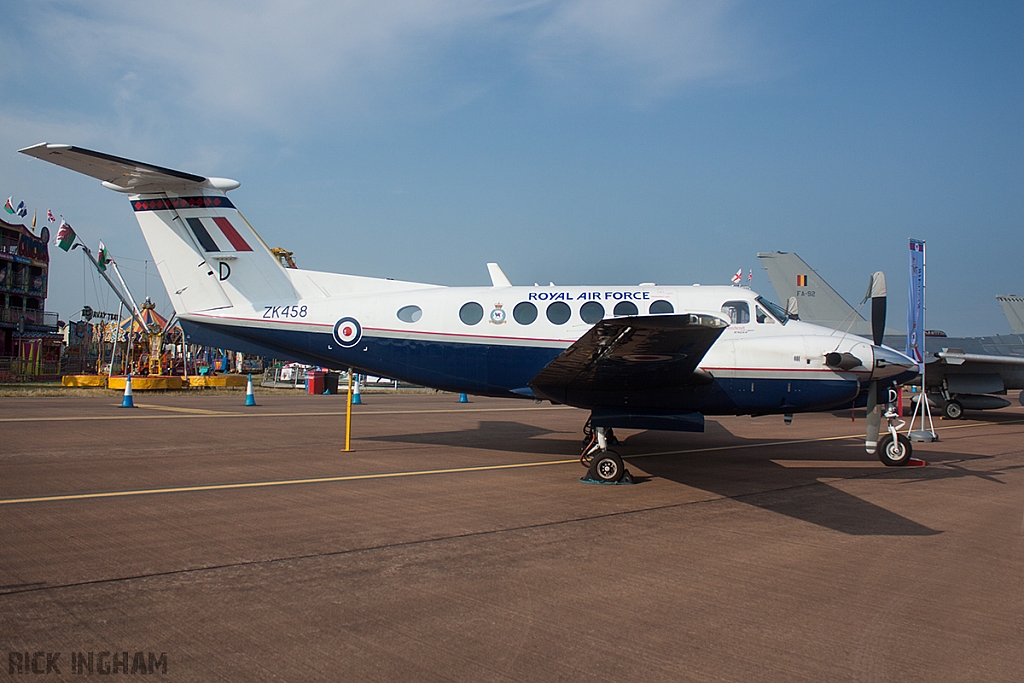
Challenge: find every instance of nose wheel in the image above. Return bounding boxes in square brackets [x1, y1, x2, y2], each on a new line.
[877, 403, 916, 466]
[877, 432, 913, 466]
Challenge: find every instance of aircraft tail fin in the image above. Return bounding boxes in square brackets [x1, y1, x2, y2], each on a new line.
[19, 143, 296, 315]
[757, 251, 873, 336]
[997, 295, 1024, 335]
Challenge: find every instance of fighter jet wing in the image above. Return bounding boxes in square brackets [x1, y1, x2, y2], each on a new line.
[529, 314, 728, 404]
[19, 143, 217, 193]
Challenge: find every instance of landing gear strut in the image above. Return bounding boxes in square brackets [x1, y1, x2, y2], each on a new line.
[580, 424, 633, 484]
[877, 396, 913, 466]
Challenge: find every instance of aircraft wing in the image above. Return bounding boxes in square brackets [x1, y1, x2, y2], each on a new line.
[937, 349, 1024, 366]
[19, 143, 218, 194]
[529, 314, 728, 405]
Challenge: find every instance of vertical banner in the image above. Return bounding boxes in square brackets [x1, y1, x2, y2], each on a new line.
[906, 239, 925, 371]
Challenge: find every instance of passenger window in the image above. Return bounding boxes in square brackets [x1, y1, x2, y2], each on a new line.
[613, 301, 638, 317]
[459, 302, 483, 325]
[649, 300, 673, 314]
[513, 301, 538, 325]
[580, 301, 605, 324]
[397, 305, 422, 323]
[721, 301, 749, 324]
[546, 301, 571, 325]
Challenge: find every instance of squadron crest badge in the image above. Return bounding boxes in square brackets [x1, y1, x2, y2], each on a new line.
[489, 303, 506, 325]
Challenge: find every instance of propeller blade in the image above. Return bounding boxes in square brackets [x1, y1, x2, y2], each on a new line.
[786, 296, 799, 320]
[868, 271, 886, 346]
[865, 381, 880, 454]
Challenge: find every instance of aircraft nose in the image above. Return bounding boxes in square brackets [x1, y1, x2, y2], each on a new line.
[871, 345, 919, 382]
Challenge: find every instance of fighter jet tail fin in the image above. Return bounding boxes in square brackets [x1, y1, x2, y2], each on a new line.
[757, 251, 871, 336]
[996, 295, 1024, 335]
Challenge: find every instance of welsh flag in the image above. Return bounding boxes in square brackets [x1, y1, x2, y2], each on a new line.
[96, 241, 110, 272]
[55, 219, 76, 252]
[3, 197, 14, 214]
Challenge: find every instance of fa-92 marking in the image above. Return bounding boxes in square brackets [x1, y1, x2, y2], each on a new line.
[263, 305, 308, 319]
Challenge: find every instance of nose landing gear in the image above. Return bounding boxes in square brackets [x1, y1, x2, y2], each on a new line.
[877, 397, 926, 466]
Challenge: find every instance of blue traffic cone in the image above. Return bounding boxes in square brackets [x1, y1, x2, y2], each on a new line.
[351, 375, 362, 404]
[121, 374, 135, 408]
[245, 374, 257, 406]
[459, 393, 469, 403]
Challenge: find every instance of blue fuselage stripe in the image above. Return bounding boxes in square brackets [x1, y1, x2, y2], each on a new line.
[179, 320, 861, 414]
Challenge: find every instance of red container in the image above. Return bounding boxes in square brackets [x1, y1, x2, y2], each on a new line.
[306, 370, 325, 395]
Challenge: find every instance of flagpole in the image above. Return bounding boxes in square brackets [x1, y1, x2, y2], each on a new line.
[109, 261, 145, 327]
[921, 241, 937, 436]
[906, 239, 937, 439]
[109, 301, 124, 377]
[72, 244, 148, 332]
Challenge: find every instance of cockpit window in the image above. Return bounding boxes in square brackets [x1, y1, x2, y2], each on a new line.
[721, 301, 750, 325]
[754, 296, 788, 324]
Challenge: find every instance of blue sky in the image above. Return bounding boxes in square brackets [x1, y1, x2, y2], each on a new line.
[1, 1, 1021, 336]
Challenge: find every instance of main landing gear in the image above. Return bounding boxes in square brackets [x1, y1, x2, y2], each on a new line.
[580, 420, 633, 484]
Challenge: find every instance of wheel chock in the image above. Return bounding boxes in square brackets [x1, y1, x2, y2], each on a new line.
[579, 469, 635, 485]
[907, 457, 927, 466]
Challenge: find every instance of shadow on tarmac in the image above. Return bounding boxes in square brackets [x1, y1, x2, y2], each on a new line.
[365, 420, 578, 456]
[358, 417, 1024, 537]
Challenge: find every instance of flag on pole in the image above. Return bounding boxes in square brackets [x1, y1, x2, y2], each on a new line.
[747, 270, 752, 283]
[55, 219, 76, 252]
[906, 239, 925, 372]
[731, 268, 742, 284]
[15, 201, 27, 218]
[97, 241, 110, 271]
[47, 209, 55, 223]
[4, 198, 14, 214]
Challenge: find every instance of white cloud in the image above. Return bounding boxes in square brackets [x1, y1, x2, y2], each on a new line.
[525, 0, 755, 101]
[6, 0, 761, 138]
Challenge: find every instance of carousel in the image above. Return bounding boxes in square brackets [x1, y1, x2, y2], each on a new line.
[111, 297, 179, 376]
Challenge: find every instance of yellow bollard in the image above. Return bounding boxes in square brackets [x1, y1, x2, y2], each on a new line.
[344, 368, 353, 452]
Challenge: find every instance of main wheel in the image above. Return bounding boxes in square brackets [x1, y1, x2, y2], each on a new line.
[943, 399, 963, 420]
[588, 450, 625, 483]
[877, 433, 912, 466]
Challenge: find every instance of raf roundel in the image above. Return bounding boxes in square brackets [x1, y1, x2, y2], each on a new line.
[333, 317, 362, 348]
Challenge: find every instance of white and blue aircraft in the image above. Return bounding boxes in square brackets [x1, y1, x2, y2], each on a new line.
[21, 143, 919, 481]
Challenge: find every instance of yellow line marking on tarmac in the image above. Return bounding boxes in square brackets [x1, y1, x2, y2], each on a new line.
[0, 459, 578, 505]
[0, 405, 577, 423]
[2, 417, 1021, 506]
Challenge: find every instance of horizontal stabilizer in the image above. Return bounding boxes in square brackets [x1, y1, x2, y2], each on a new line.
[19, 142, 297, 315]
[19, 143, 238, 194]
